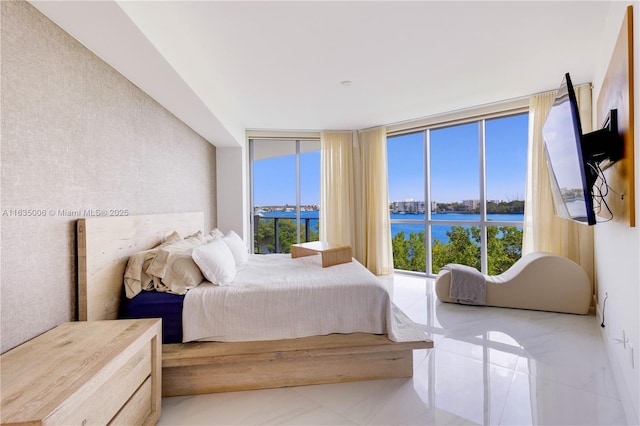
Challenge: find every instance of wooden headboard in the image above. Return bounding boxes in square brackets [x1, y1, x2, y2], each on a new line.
[77, 212, 204, 321]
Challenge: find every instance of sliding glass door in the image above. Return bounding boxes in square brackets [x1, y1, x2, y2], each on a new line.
[250, 139, 320, 254]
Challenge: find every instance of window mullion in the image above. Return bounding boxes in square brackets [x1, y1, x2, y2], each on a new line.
[479, 120, 488, 274]
[295, 140, 301, 244]
[424, 129, 432, 275]
[249, 139, 255, 253]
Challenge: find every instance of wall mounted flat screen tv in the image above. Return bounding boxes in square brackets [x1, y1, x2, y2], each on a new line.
[542, 73, 622, 226]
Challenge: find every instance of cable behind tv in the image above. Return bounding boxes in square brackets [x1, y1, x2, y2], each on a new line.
[589, 162, 623, 223]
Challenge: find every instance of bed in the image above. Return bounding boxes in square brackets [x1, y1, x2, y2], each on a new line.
[77, 212, 432, 396]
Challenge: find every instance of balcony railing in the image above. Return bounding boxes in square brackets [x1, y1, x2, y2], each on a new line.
[253, 215, 319, 254]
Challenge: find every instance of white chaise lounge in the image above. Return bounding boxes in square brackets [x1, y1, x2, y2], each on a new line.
[434, 252, 591, 314]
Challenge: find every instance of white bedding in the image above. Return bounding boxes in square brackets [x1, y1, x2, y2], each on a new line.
[182, 254, 426, 343]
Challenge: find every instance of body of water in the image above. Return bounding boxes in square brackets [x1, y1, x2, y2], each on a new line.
[390, 213, 524, 244]
[256, 211, 524, 244]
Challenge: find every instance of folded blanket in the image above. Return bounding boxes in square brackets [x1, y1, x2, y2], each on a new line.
[442, 264, 486, 305]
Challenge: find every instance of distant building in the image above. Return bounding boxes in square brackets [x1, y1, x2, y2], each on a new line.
[462, 199, 480, 210]
[390, 200, 426, 214]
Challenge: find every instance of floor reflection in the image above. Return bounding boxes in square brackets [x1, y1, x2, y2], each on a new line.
[159, 274, 628, 426]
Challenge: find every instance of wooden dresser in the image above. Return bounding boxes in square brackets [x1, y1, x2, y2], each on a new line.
[0, 319, 161, 426]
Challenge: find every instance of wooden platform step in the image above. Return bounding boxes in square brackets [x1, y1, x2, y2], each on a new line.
[162, 333, 433, 396]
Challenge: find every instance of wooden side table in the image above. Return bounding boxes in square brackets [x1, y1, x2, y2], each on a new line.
[1, 319, 161, 426]
[291, 241, 352, 267]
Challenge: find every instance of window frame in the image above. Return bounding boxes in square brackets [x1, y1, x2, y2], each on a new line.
[249, 137, 321, 254]
[388, 106, 529, 276]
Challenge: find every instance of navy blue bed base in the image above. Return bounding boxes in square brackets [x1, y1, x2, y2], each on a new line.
[118, 290, 185, 344]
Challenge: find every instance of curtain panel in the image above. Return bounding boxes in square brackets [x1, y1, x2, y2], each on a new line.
[320, 128, 393, 275]
[354, 127, 394, 275]
[319, 131, 356, 247]
[523, 85, 595, 286]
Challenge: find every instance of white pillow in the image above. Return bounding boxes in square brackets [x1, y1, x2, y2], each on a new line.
[191, 238, 237, 285]
[223, 230, 249, 266]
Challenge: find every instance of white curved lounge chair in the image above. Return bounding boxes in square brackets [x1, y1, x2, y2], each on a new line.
[434, 252, 591, 314]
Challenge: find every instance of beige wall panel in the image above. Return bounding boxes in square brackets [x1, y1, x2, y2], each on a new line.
[1, 1, 217, 352]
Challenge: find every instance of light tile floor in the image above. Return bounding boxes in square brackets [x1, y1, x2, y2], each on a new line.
[159, 274, 628, 425]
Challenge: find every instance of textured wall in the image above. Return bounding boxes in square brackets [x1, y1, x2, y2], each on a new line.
[1, 1, 217, 352]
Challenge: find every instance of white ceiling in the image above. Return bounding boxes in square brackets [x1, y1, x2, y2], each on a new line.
[30, 1, 613, 147]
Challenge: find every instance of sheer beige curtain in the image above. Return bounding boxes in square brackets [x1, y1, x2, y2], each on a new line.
[320, 128, 393, 275]
[319, 131, 356, 247]
[523, 85, 594, 285]
[354, 127, 394, 275]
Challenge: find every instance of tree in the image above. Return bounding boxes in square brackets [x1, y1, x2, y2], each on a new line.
[408, 231, 426, 272]
[392, 231, 410, 270]
[254, 218, 319, 253]
[432, 226, 480, 273]
[392, 231, 427, 272]
[487, 226, 523, 275]
[275, 219, 298, 253]
[255, 218, 276, 253]
[394, 225, 523, 275]
[486, 200, 525, 214]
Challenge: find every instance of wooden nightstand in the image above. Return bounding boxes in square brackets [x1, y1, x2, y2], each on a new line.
[1, 319, 161, 426]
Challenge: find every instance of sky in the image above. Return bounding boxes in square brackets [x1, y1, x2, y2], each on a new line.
[253, 113, 529, 206]
[253, 150, 320, 206]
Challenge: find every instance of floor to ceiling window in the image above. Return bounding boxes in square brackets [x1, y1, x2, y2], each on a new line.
[250, 139, 320, 254]
[388, 112, 528, 275]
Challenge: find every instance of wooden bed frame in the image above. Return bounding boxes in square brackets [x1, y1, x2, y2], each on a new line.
[77, 212, 432, 396]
